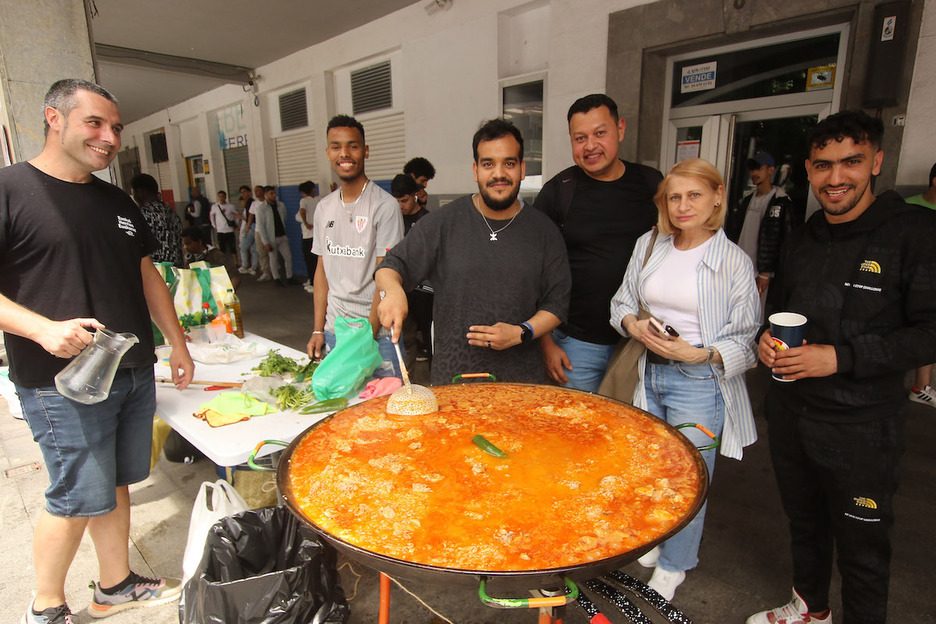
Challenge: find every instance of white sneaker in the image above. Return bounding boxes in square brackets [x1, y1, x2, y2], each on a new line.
[247, 268, 257, 275]
[646, 566, 685, 601]
[747, 588, 832, 624]
[909, 385, 936, 408]
[302, 279, 311, 287]
[637, 546, 660, 568]
[257, 274, 273, 282]
[237, 266, 249, 274]
[304, 285, 315, 293]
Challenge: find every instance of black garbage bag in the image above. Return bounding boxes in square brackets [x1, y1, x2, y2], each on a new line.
[180, 506, 350, 624]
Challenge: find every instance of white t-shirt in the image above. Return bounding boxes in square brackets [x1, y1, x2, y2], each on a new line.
[642, 235, 714, 346]
[296, 196, 318, 239]
[737, 188, 775, 266]
[209, 201, 238, 233]
[312, 181, 404, 335]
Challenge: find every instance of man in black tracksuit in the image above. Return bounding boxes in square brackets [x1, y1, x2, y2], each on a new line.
[749, 111, 936, 624]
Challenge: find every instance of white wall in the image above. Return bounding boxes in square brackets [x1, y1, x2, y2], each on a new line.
[121, 0, 653, 198]
[896, 0, 936, 189]
[121, 0, 934, 198]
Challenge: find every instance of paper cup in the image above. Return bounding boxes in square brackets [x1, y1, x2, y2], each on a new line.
[155, 345, 172, 366]
[768, 312, 807, 382]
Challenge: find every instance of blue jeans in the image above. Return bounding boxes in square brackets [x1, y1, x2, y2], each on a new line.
[17, 366, 156, 517]
[324, 331, 404, 379]
[643, 358, 724, 573]
[551, 329, 616, 393]
[240, 223, 257, 269]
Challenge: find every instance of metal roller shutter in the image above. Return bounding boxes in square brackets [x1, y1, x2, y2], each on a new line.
[222, 145, 251, 195]
[155, 161, 173, 194]
[362, 111, 405, 181]
[275, 130, 318, 186]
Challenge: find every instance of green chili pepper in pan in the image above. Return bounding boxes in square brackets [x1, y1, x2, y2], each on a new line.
[473, 434, 507, 458]
[299, 397, 348, 414]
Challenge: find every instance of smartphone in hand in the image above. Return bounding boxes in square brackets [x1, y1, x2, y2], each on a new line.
[649, 317, 679, 340]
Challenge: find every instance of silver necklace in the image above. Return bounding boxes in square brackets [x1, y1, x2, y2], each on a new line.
[475, 194, 521, 242]
[339, 180, 369, 222]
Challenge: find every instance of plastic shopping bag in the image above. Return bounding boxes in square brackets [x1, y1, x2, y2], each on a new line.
[174, 261, 235, 321]
[311, 317, 382, 400]
[180, 506, 350, 624]
[182, 480, 249, 583]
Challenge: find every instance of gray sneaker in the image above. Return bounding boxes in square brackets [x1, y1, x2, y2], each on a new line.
[22, 602, 74, 624]
[88, 572, 182, 618]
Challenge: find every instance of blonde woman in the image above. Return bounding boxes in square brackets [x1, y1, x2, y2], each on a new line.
[609, 158, 760, 600]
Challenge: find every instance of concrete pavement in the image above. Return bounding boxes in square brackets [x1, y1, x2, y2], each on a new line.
[2, 275, 935, 623]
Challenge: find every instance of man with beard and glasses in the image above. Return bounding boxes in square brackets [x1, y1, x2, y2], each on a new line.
[376, 118, 571, 384]
[748, 111, 936, 624]
[306, 114, 405, 378]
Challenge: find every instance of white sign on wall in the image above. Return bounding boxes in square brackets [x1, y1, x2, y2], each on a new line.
[681, 61, 717, 94]
[881, 15, 896, 42]
[216, 104, 248, 150]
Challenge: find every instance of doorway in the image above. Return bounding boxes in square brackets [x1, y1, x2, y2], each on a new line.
[727, 113, 819, 225]
[659, 23, 849, 222]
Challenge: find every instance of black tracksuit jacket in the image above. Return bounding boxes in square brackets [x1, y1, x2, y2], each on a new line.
[725, 187, 797, 275]
[766, 190, 936, 421]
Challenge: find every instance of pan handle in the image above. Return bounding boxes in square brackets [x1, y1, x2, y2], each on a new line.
[478, 577, 578, 609]
[674, 422, 720, 452]
[247, 439, 289, 471]
[452, 373, 498, 383]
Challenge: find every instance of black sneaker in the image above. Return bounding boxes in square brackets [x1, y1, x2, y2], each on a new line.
[88, 572, 182, 618]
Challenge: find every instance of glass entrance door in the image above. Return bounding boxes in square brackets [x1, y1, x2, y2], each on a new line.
[659, 22, 848, 220]
[726, 112, 822, 226]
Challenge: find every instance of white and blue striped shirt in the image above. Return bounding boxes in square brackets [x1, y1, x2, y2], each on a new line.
[610, 228, 760, 460]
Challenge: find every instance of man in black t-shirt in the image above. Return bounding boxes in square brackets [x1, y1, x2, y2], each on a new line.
[534, 94, 661, 392]
[0, 79, 193, 624]
[391, 174, 433, 363]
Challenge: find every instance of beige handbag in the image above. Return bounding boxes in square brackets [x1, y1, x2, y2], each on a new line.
[597, 230, 658, 403]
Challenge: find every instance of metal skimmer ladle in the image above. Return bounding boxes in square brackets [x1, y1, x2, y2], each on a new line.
[386, 327, 438, 415]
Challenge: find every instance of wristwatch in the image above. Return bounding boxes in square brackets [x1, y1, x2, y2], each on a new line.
[519, 323, 533, 344]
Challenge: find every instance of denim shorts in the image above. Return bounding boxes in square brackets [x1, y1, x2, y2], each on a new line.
[17, 366, 157, 518]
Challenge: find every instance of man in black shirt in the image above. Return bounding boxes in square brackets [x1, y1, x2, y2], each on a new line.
[534, 94, 661, 392]
[750, 111, 936, 624]
[0, 79, 193, 624]
[404, 156, 436, 210]
[391, 174, 432, 362]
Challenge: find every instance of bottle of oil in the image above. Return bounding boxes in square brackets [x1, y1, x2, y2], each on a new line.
[224, 288, 244, 338]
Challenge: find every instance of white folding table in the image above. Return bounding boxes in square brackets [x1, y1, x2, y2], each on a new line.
[154, 333, 351, 467]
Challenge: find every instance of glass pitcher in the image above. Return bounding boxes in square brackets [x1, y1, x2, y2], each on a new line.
[54, 329, 139, 405]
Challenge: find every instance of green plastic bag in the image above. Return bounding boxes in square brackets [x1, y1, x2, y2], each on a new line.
[312, 317, 382, 400]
